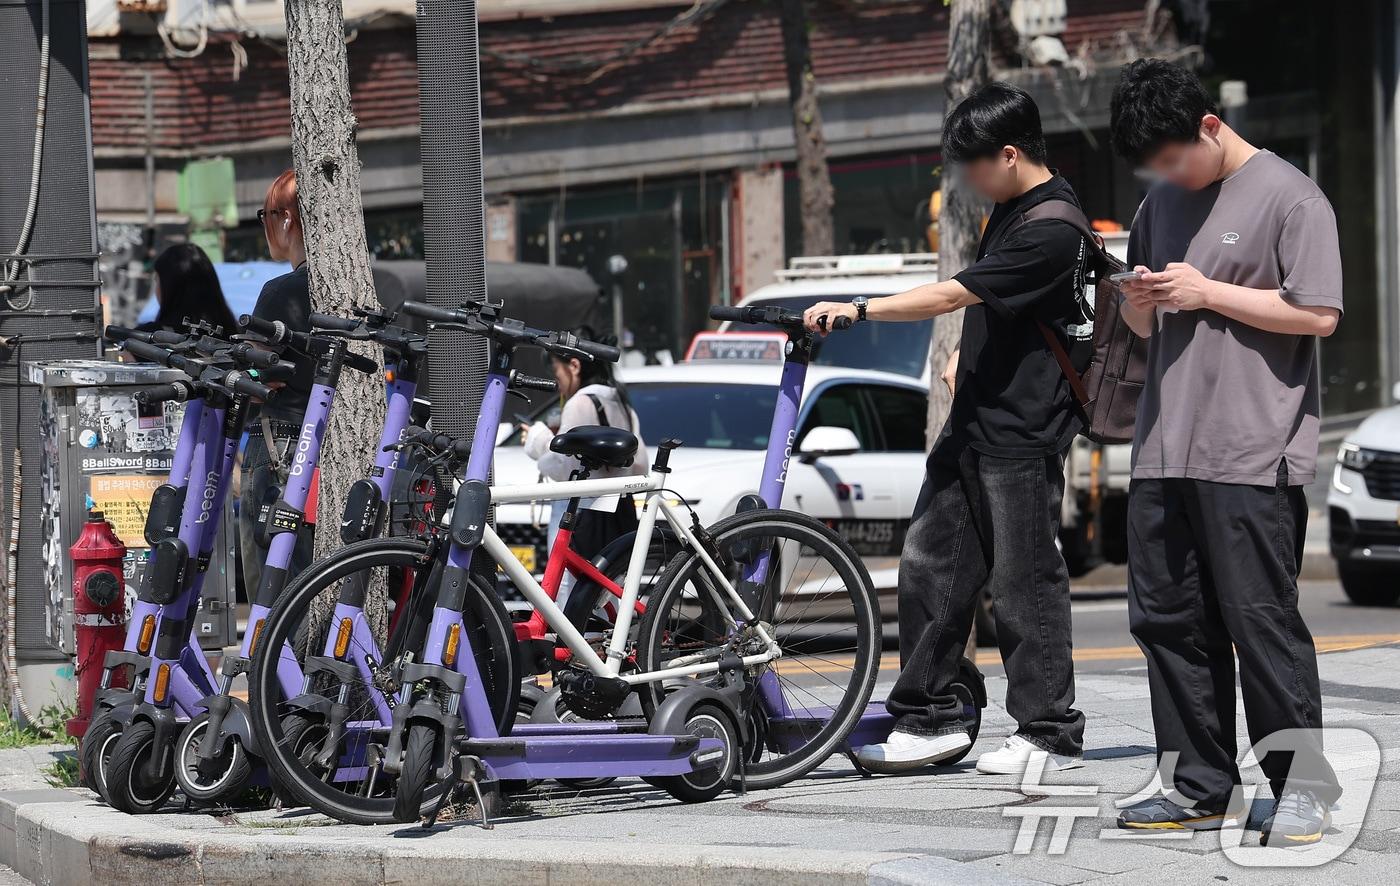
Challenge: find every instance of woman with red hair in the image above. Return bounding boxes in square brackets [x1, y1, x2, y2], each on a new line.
[239, 170, 315, 601]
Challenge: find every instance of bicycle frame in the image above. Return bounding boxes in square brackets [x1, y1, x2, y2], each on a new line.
[486, 475, 781, 686]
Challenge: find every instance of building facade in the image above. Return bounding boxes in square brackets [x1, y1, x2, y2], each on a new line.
[86, 0, 1399, 414]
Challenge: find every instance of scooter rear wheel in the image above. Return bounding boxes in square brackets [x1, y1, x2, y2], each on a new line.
[104, 720, 177, 814]
[648, 701, 738, 803]
[174, 711, 253, 805]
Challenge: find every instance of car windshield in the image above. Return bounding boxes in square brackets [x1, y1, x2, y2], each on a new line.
[630, 383, 778, 450]
[499, 382, 777, 450]
[729, 294, 932, 378]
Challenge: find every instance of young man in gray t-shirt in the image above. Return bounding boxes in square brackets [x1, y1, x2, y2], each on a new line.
[1109, 60, 1342, 844]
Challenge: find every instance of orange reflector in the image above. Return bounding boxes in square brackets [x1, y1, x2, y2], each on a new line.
[444, 623, 461, 668]
[385, 369, 396, 383]
[153, 663, 171, 703]
[334, 617, 353, 658]
[248, 619, 265, 656]
[137, 615, 156, 653]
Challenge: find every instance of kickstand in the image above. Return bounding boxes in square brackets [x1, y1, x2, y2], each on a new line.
[845, 747, 874, 778]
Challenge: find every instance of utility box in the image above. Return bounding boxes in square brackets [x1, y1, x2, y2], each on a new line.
[25, 359, 238, 656]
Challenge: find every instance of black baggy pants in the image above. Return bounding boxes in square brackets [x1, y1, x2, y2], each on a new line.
[886, 445, 1084, 756]
[1127, 469, 1340, 809]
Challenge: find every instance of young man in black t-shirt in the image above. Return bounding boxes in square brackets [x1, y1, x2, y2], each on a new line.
[805, 82, 1089, 775]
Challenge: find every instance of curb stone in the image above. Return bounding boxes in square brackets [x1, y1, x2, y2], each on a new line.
[0, 790, 1028, 885]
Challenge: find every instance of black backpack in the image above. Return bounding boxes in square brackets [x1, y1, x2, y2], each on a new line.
[1016, 200, 1148, 446]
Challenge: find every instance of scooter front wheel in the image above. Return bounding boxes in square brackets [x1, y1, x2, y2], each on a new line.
[80, 707, 122, 801]
[392, 722, 437, 823]
[104, 720, 177, 814]
[174, 711, 253, 805]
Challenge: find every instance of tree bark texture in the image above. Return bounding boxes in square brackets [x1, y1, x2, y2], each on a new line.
[926, 0, 992, 448]
[284, 0, 387, 626]
[778, 0, 835, 256]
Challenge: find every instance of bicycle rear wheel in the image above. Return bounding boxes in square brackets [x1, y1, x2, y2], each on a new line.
[635, 508, 879, 790]
[247, 537, 518, 824]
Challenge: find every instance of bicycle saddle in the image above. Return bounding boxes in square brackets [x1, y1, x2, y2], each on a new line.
[550, 425, 639, 469]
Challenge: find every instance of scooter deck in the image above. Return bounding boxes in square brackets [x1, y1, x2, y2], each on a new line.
[765, 701, 895, 752]
[458, 733, 723, 780]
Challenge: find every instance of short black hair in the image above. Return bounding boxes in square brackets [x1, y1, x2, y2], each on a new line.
[942, 82, 1047, 164]
[1110, 58, 1219, 163]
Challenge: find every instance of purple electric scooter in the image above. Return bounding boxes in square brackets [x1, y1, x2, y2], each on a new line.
[708, 303, 986, 768]
[100, 335, 294, 814]
[82, 324, 275, 801]
[173, 308, 432, 804]
[173, 323, 382, 802]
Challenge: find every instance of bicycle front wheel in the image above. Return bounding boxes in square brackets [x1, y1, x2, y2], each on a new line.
[247, 536, 519, 824]
[634, 508, 879, 790]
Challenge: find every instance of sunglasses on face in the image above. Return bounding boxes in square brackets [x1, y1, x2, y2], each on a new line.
[257, 208, 286, 224]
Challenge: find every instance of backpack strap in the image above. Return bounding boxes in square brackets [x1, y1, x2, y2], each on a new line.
[1020, 199, 1106, 253]
[1035, 320, 1090, 408]
[1019, 199, 1098, 410]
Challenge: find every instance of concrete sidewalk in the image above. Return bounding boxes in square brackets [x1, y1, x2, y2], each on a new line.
[2, 643, 1398, 885]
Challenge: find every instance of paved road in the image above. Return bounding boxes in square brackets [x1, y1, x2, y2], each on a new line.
[777, 578, 1400, 704]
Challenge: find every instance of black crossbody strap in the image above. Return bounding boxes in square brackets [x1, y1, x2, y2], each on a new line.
[585, 393, 610, 428]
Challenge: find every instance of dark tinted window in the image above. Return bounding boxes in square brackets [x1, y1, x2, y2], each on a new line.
[730, 294, 933, 378]
[799, 385, 877, 449]
[629, 383, 779, 450]
[865, 385, 927, 451]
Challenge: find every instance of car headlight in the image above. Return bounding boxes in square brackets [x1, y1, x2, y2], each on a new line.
[1338, 442, 1377, 472]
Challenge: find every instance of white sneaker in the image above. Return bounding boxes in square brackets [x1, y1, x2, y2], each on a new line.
[975, 734, 1083, 775]
[854, 730, 972, 774]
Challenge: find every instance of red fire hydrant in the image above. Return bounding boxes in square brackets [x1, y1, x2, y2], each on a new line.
[67, 511, 127, 738]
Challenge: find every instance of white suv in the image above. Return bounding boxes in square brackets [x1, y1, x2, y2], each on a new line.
[1328, 383, 1400, 606]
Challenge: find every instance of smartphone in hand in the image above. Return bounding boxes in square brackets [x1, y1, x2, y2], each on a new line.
[1108, 270, 1143, 287]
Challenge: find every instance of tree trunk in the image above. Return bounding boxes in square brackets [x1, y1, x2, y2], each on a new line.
[931, 0, 992, 660]
[926, 0, 991, 448]
[778, 0, 835, 256]
[284, 1, 387, 624]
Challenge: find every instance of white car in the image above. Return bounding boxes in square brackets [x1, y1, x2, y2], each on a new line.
[1327, 383, 1400, 606]
[492, 360, 930, 609]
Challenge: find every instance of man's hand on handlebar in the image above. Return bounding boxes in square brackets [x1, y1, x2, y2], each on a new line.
[802, 301, 859, 335]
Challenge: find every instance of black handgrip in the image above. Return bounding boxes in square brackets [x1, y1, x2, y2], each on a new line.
[343, 350, 379, 374]
[226, 370, 274, 401]
[575, 337, 621, 364]
[105, 325, 147, 343]
[121, 338, 175, 366]
[310, 312, 360, 332]
[510, 372, 557, 392]
[400, 301, 464, 324]
[238, 313, 285, 342]
[254, 361, 298, 384]
[832, 315, 853, 331]
[707, 305, 746, 323]
[134, 381, 197, 406]
[225, 342, 282, 369]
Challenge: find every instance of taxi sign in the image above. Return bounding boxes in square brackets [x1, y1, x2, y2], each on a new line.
[685, 331, 787, 362]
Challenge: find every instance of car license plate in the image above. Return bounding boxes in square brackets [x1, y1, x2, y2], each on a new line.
[826, 519, 906, 556]
[509, 544, 537, 574]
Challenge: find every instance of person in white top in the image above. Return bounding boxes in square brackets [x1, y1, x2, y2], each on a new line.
[522, 335, 648, 628]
